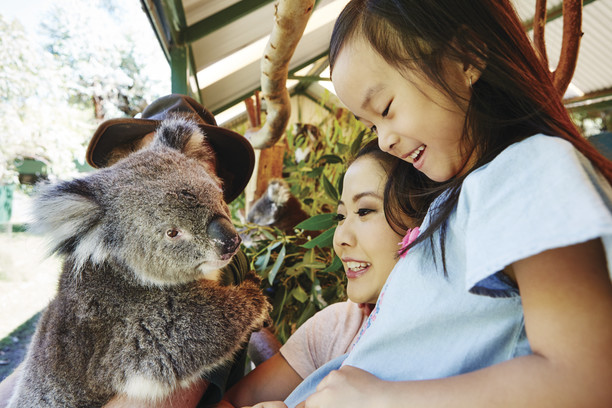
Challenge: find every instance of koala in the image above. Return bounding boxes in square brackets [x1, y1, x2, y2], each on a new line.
[7, 117, 271, 407]
[246, 179, 308, 234]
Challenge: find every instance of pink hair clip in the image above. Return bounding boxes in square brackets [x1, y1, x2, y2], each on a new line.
[398, 227, 420, 258]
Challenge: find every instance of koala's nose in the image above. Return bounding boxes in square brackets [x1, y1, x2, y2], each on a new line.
[207, 217, 241, 259]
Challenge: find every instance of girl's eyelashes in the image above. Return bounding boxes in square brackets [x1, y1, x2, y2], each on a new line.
[382, 101, 391, 117]
[369, 101, 391, 133]
[334, 213, 346, 222]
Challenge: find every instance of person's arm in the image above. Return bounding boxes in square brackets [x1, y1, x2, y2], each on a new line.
[296, 238, 612, 408]
[220, 353, 302, 407]
[103, 378, 209, 408]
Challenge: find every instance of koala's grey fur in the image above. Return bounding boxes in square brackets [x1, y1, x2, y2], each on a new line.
[8, 117, 270, 408]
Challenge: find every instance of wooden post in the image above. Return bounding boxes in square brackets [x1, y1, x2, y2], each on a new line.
[532, 0, 583, 96]
[244, 92, 286, 214]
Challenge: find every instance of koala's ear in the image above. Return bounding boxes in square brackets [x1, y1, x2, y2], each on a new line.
[30, 178, 109, 269]
[153, 116, 217, 175]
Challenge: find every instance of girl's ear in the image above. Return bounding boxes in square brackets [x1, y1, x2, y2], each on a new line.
[464, 62, 485, 87]
[454, 26, 488, 87]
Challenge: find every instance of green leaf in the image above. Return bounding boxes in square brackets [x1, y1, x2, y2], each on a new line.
[273, 286, 288, 327]
[311, 277, 327, 308]
[336, 142, 349, 155]
[295, 213, 338, 231]
[286, 127, 295, 148]
[291, 285, 309, 303]
[301, 261, 327, 269]
[255, 247, 272, 272]
[306, 167, 324, 178]
[350, 129, 367, 155]
[323, 255, 343, 273]
[301, 227, 336, 249]
[304, 248, 315, 264]
[285, 266, 302, 277]
[336, 170, 345, 196]
[261, 229, 276, 241]
[296, 302, 317, 327]
[268, 244, 286, 285]
[254, 240, 282, 272]
[318, 154, 343, 164]
[322, 175, 338, 201]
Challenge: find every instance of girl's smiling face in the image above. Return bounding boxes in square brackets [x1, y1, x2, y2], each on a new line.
[331, 38, 476, 182]
[333, 156, 404, 304]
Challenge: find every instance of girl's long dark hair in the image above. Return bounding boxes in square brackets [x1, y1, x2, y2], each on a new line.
[330, 0, 612, 273]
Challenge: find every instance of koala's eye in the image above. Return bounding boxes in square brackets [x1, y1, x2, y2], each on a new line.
[166, 228, 181, 238]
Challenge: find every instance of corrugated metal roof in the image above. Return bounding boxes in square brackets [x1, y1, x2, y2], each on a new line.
[142, 0, 612, 117]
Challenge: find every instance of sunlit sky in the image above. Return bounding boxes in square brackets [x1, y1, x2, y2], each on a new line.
[0, 0, 171, 94]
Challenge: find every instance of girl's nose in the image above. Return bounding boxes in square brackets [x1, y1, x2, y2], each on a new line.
[377, 128, 399, 153]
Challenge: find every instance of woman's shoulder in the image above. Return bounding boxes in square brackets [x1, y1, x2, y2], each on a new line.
[319, 300, 363, 314]
[285, 301, 364, 339]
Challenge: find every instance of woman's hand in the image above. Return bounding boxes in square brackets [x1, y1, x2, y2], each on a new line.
[296, 366, 388, 408]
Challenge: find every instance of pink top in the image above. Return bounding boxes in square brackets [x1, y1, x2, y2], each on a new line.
[279, 301, 368, 379]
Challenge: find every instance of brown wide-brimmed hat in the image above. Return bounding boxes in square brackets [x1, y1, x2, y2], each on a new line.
[86, 94, 254, 203]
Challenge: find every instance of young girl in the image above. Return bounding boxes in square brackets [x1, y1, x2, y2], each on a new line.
[277, 1, 612, 407]
[217, 140, 419, 407]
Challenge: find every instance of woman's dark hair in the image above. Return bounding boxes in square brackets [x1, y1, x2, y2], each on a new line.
[350, 139, 434, 235]
[330, 0, 612, 272]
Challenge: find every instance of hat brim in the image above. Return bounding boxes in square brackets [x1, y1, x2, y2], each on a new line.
[86, 118, 254, 203]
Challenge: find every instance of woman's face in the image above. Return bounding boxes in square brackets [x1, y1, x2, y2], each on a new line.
[333, 156, 404, 304]
[332, 38, 475, 182]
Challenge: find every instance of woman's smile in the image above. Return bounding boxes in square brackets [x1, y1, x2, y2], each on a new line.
[343, 259, 372, 279]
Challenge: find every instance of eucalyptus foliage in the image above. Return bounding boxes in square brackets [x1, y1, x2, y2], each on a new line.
[234, 111, 374, 342]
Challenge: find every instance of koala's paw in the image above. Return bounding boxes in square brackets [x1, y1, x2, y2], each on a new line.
[243, 268, 263, 286]
[239, 272, 272, 330]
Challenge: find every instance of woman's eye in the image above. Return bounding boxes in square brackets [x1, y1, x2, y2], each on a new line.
[370, 125, 377, 134]
[334, 213, 346, 222]
[382, 102, 391, 117]
[356, 209, 374, 217]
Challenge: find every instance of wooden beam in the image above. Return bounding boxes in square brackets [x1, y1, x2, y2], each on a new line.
[170, 46, 188, 95]
[141, 0, 171, 62]
[565, 87, 612, 113]
[523, 0, 597, 30]
[185, 0, 275, 43]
